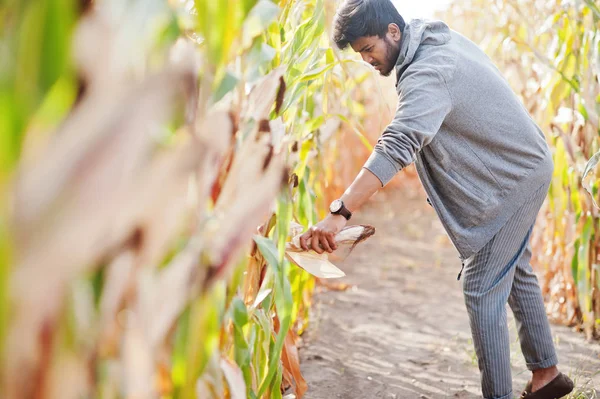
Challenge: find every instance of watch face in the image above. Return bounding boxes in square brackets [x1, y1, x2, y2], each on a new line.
[329, 199, 342, 213]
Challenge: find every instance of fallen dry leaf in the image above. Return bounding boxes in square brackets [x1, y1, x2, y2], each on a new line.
[281, 329, 307, 398]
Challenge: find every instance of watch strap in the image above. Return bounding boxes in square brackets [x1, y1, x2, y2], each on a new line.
[334, 204, 352, 220]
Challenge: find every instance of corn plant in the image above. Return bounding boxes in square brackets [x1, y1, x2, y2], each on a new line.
[0, 0, 378, 397]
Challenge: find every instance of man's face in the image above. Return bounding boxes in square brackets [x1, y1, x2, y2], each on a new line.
[350, 25, 401, 77]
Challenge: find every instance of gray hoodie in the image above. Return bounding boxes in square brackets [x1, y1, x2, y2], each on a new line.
[363, 20, 554, 260]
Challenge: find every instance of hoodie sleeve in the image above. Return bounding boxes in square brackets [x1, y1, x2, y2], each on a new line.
[363, 68, 452, 186]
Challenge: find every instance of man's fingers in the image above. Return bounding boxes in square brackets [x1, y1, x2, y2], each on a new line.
[302, 225, 338, 253]
[299, 231, 312, 251]
[311, 234, 323, 254]
[320, 235, 333, 253]
[327, 234, 337, 251]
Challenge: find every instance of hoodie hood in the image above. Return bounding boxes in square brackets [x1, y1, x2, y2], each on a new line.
[394, 19, 451, 83]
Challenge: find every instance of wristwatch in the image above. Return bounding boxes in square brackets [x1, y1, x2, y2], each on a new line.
[329, 199, 352, 220]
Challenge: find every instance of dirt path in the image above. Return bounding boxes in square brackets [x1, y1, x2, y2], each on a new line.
[299, 185, 600, 399]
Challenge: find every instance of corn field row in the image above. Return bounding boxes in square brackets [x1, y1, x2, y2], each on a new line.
[0, 0, 379, 397]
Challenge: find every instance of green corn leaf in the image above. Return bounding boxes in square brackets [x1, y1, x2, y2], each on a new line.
[335, 114, 374, 151]
[213, 70, 240, 103]
[242, 0, 280, 48]
[257, 277, 291, 397]
[572, 238, 580, 287]
[172, 307, 191, 389]
[231, 297, 249, 327]
[582, 150, 600, 208]
[276, 194, 292, 263]
[183, 283, 226, 398]
[254, 235, 280, 274]
[271, 363, 284, 399]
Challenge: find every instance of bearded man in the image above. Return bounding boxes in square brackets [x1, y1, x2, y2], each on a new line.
[299, 1, 574, 398]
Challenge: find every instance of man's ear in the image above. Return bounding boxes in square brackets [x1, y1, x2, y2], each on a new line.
[387, 23, 401, 42]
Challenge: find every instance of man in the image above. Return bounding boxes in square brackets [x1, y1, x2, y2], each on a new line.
[298, 1, 575, 398]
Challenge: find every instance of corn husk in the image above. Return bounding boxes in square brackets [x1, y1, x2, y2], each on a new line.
[285, 224, 375, 278]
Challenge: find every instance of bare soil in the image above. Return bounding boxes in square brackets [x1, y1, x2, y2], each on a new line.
[299, 185, 600, 399]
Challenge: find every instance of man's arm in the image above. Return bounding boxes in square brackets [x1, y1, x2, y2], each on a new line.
[362, 69, 452, 186]
[299, 168, 382, 254]
[300, 68, 451, 253]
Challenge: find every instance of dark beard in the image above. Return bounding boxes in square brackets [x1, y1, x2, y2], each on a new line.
[381, 36, 400, 77]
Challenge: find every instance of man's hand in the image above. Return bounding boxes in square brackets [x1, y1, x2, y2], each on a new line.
[299, 214, 348, 254]
[299, 168, 381, 254]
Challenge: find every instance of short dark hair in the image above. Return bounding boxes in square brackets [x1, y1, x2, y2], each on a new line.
[333, 0, 406, 50]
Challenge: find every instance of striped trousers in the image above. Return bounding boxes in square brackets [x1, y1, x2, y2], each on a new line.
[461, 182, 558, 399]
